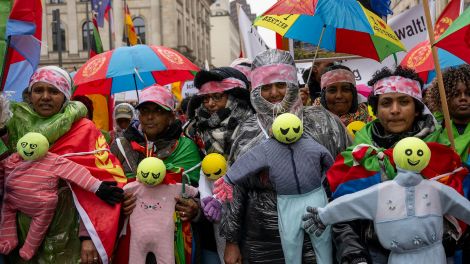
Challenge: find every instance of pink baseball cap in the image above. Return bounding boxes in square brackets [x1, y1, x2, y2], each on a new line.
[136, 84, 175, 111]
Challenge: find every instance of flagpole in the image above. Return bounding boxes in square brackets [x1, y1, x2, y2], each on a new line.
[123, 0, 129, 46]
[236, 3, 247, 58]
[85, 0, 92, 58]
[422, 0, 455, 149]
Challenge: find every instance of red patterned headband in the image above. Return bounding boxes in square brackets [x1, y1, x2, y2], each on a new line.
[199, 78, 247, 95]
[251, 64, 297, 89]
[320, 69, 356, 89]
[373, 76, 422, 100]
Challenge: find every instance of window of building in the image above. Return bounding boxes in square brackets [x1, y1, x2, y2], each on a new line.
[52, 22, 66, 51]
[50, 0, 65, 3]
[82, 21, 94, 51]
[133, 17, 146, 44]
[177, 19, 183, 46]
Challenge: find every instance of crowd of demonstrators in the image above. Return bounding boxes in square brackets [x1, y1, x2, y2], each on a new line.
[1, 48, 470, 264]
[220, 49, 351, 264]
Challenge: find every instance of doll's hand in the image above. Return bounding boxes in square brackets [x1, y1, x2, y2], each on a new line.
[95, 181, 124, 205]
[202, 196, 222, 222]
[302, 206, 326, 237]
[213, 178, 233, 202]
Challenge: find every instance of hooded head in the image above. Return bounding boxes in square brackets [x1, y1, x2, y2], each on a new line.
[250, 49, 303, 132]
[230, 58, 252, 83]
[29, 66, 73, 100]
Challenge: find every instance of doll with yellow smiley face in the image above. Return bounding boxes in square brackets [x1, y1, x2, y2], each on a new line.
[302, 137, 470, 264]
[0, 132, 123, 260]
[123, 157, 198, 264]
[209, 113, 336, 264]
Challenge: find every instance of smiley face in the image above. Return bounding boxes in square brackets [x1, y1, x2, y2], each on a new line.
[272, 113, 303, 144]
[393, 137, 431, 172]
[346, 121, 366, 139]
[201, 153, 227, 181]
[136, 157, 166, 186]
[17, 132, 49, 161]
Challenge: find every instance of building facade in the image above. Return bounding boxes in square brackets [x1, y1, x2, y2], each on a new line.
[210, 0, 240, 67]
[40, 0, 213, 71]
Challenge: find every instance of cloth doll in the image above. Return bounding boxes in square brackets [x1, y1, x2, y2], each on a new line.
[199, 152, 227, 222]
[302, 137, 470, 264]
[123, 157, 198, 264]
[211, 113, 334, 264]
[0, 132, 123, 260]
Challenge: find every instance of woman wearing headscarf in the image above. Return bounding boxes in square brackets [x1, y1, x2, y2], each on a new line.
[314, 65, 372, 127]
[184, 67, 253, 263]
[220, 49, 351, 264]
[4, 66, 126, 263]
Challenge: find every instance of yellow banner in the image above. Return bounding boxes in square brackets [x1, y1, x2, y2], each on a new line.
[362, 6, 405, 50]
[254, 14, 299, 36]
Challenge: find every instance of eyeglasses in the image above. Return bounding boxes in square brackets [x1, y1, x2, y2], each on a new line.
[202, 93, 226, 103]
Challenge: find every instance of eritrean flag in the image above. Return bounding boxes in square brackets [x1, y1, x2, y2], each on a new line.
[50, 118, 127, 264]
[0, 0, 42, 101]
[328, 140, 467, 199]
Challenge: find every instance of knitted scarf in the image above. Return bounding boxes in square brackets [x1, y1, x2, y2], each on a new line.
[195, 96, 252, 155]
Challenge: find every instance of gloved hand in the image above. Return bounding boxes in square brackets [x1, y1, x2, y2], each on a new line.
[202, 196, 222, 222]
[213, 178, 233, 202]
[302, 206, 326, 237]
[95, 181, 124, 205]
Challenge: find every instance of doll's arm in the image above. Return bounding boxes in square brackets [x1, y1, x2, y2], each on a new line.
[438, 182, 470, 224]
[303, 184, 378, 236]
[213, 144, 268, 202]
[55, 157, 124, 204]
[318, 184, 378, 224]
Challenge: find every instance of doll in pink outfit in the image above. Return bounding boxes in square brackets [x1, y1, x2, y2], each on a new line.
[123, 157, 198, 264]
[0, 132, 124, 260]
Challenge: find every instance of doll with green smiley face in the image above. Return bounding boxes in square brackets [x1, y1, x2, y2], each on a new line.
[123, 157, 198, 264]
[302, 137, 470, 264]
[209, 113, 335, 264]
[0, 132, 123, 260]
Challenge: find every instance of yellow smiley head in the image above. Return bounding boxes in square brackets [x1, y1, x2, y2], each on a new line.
[272, 113, 303, 144]
[136, 157, 166, 186]
[17, 132, 49, 161]
[346, 121, 366, 139]
[393, 137, 431, 172]
[201, 153, 227, 181]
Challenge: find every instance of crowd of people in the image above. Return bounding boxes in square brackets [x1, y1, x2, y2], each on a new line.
[0, 48, 469, 264]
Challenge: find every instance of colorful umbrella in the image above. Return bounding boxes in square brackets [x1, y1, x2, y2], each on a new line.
[400, 40, 465, 83]
[254, 0, 405, 62]
[73, 45, 199, 95]
[435, 6, 470, 64]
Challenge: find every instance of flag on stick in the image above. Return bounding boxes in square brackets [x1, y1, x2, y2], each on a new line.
[124, 4, 137, 46]
[0, 0, 42, 101]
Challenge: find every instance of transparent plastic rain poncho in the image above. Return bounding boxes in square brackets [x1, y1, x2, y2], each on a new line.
[220, 49, 352, 263]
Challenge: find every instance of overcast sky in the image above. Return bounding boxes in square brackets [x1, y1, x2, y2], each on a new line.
[245, 0, 277, 48]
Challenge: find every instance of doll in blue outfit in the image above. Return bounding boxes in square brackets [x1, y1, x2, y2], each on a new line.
[302, 137, 470, 264]
[210, 113, 334, 264]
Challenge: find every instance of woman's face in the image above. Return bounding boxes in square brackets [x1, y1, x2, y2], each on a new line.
[448, 81, 470, 125]
[324, 82, 353, 116]
[138, 103, 174, 140]
[29, 82, 66, 117]
[376, 93, 418, 134]
[260, 82, 287, 104]
[202, 92, 228, 114]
